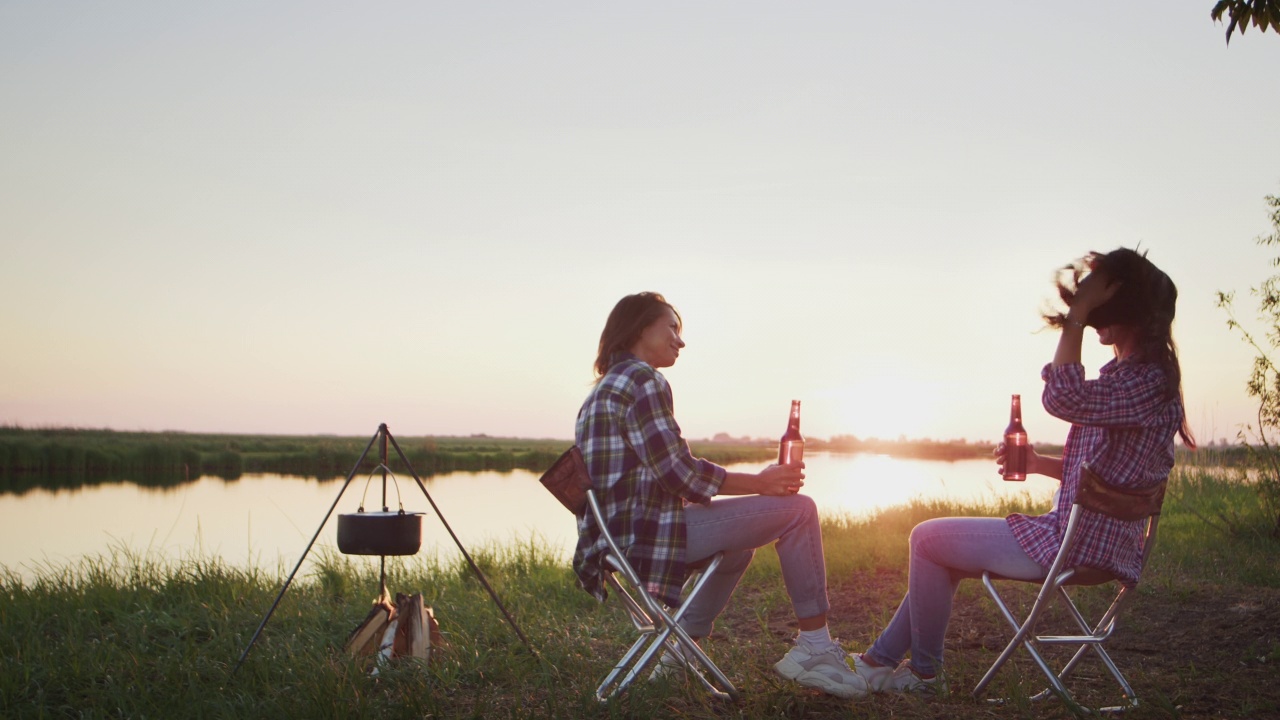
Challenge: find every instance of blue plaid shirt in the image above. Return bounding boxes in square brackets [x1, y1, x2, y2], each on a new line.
[572, 353, 726, 607]
[1007, 359, 1182, 585]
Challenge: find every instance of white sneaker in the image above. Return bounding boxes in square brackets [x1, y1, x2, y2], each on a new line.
[883, 663, 945, 694]
[647, 644, 687, 682]
[774, 643, 870, 699]
[850, 653, 895, 692]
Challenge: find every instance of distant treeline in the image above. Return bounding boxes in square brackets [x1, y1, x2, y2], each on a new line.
[0, 427, 775, 496]
[1, 426, 1224, 496]
[815, 436, 1006, 461]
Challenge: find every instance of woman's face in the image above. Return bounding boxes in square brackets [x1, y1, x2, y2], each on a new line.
[630, 307, 685, 369]
[1097, 324, 1137, 359]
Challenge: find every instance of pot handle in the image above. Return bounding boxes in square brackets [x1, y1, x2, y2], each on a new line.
[356, 463, 405, 514]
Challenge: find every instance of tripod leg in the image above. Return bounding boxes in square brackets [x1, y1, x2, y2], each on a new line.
[231, 426, 382, 675]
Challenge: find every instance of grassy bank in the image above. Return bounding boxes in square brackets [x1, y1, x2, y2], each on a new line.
[2, 465, 1276, 719]
[0, 427, 774, 493]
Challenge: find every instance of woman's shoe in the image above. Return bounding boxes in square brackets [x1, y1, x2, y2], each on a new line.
[774, 643, 870, 699]
[850, 653, 895, 692]
[883, 664, 946, 695]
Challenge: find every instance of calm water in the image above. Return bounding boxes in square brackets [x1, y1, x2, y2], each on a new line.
[0, 453, 1057, 581]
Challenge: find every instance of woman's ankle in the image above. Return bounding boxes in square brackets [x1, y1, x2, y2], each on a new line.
[905, 662, 936, 680]
[859, 653, 888, 668]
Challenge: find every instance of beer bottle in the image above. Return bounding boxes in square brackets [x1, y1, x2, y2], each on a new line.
[1003, 394, 1028, 481]
[778, 400, 804, 465]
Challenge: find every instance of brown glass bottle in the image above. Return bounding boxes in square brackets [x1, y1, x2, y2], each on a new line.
[1003, 394, 1028, 481]
[778, 400, 804, 465]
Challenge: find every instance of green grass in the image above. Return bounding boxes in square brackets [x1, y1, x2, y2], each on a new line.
[1, 465, 1275, 719]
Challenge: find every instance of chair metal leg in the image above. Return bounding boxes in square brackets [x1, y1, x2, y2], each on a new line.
[977, 574, 1142, 713]
[971, 477, 1163, 714]
[592, 554, 738, 703]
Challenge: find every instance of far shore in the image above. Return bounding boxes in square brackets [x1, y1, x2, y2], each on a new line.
[0, 425, 1227, 495]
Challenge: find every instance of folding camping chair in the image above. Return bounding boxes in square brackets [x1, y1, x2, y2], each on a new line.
[973, 463, 1167, 713]
[539, 447, 740, 702]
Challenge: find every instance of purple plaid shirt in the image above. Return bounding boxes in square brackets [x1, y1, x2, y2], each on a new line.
[572, 353, 726, 608]
[1007, 359, 1182, 586]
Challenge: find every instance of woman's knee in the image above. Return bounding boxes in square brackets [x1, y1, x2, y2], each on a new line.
[791, 492, 818, 523]
[908, 517, 944, 549]
[908, 517, 962, 561]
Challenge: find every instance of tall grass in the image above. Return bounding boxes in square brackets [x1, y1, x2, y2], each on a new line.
[1, 464, 1274, 719]
[1154, 458, 1280, 587]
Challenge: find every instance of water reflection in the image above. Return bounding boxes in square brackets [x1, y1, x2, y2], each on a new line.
[0, 453, 1057, 581]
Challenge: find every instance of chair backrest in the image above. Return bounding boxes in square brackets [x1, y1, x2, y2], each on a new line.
[1058, 464, 1167, 585]
[1076, 464, 1166, 521]
[539, 446, 592, 516]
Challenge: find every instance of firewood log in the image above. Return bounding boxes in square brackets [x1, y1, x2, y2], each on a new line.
[343, 596, 396, 657]
[394, 592, 429, 660]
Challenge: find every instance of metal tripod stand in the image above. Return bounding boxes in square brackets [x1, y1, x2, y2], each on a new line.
[233, 423, 535, 673]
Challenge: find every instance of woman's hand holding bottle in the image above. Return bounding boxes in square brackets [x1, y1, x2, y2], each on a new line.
[759, 462, 805, 496]
[995, 441, 1040, 479]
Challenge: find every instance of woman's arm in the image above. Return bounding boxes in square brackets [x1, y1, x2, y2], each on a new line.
[718, 463, 806, 496]
[1053, 269, 1120, 368]
[1030, 450, 1064, 481]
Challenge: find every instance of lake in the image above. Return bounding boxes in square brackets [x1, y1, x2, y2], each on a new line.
[0, 452, 1057, 581]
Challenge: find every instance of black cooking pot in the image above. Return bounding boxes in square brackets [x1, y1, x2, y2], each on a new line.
[337, 510, 425, 556]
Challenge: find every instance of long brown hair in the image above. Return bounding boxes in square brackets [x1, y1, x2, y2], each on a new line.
[1044, 248, 1197, 448]
[593, 292, 681, 379]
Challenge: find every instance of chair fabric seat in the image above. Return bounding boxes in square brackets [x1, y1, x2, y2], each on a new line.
[986, 565, 1119, 587]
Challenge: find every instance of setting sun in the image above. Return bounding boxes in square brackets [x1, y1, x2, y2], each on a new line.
[817, 372, 943, 441]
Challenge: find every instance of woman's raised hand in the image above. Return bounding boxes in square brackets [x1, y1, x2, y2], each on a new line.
[1072, 268, 1122, 319]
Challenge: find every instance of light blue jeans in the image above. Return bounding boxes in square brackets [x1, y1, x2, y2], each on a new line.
[865, 516, 1047, 676]
[679, 494, 829, 637]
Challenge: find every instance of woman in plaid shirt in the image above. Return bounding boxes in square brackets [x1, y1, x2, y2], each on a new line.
[574, 292, 870, 699]
[852, 248, 1197, 694]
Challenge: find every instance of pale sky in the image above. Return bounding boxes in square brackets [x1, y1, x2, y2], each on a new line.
[2, 2, 1278, 447]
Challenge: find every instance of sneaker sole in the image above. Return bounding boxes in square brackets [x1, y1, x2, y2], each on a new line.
[774, 657, 867, 699]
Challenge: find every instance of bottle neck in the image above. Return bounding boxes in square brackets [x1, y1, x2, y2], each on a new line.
[784, 402, 802, 438]
[1007, 396, 1024, 432]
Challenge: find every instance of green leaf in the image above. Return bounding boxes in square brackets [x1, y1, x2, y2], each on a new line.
[1252, 3, 1268, 29]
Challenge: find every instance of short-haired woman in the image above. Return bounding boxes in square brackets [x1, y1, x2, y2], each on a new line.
[573, 291, 868, 699]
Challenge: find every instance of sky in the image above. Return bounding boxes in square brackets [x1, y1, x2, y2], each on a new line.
[2, 2, 1278, 447]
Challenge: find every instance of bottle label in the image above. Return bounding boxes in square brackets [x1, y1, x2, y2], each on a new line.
[1003, 435, 1027, 481]
[779, 441, 804, 465]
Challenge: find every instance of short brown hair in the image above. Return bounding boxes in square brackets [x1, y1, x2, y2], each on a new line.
[593, 292, 681, 379]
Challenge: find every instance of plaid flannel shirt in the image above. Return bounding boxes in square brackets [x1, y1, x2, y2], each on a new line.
[1007, 359, 1182, 586]
[572, 353, 726, 608]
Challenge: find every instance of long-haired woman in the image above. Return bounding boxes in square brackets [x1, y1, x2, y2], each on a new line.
[852, 248, 1194, 693]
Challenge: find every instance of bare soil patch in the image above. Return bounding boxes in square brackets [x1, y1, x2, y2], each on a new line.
[715, 568, 1280, 719]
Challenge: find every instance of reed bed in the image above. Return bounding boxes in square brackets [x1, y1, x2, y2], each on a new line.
[0, 427, 774, 493]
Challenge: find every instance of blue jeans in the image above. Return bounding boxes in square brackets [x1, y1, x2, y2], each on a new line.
[865, 516, 1047, 676]
[679, 494, 829, 637]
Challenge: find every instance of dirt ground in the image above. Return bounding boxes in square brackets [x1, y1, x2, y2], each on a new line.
[720, 568, 1280, 719]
